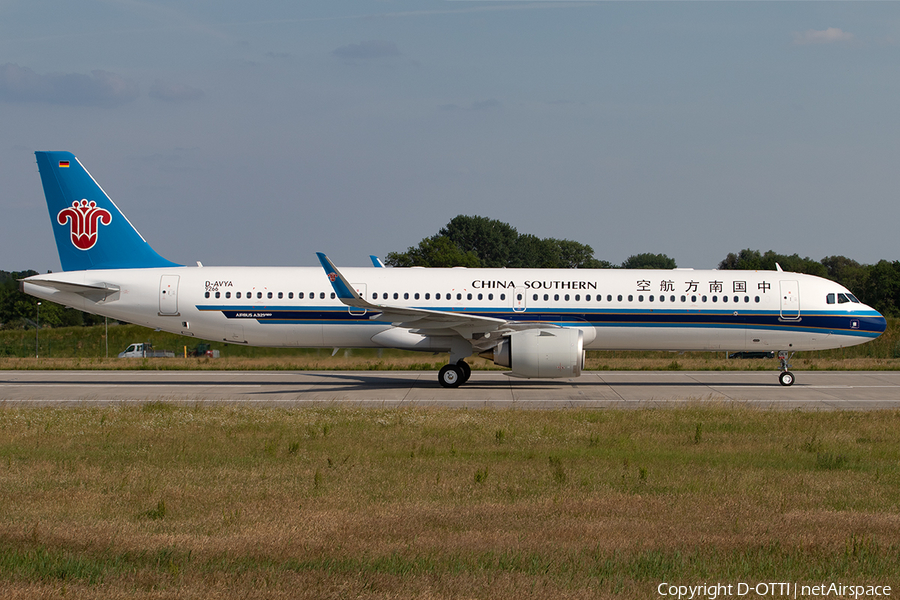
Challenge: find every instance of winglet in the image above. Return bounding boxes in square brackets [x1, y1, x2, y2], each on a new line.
[316, 252, 365, 304]
[370, 255, 385, 268]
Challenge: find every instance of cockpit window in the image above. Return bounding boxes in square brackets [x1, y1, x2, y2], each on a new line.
[837, 293, 850, 304]
[826, 293, 835, 305]
[847, 293, 860, 303]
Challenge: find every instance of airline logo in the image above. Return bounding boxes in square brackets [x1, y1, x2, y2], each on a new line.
[57, 199, 112, 251]
[328, 272, 337, 282]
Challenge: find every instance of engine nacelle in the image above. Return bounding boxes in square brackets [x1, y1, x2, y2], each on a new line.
[482, 329, 584, 379]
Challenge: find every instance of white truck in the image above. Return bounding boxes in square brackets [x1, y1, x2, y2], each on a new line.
[118, 343, 176, 358]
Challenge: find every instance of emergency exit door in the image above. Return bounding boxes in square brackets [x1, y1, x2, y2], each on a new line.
[159, 275, 180, 316]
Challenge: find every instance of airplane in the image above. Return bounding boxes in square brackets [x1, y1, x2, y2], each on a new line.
[21, 151, 887, 388]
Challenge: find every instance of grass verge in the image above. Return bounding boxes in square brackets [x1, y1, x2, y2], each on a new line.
[1, 405, 898, 598]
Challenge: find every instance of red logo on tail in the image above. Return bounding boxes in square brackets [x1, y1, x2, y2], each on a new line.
[57, 199, 112, 251]
[328, 272, 337, 282]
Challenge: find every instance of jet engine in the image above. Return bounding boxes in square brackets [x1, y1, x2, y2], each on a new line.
[480, 329, 584, 379]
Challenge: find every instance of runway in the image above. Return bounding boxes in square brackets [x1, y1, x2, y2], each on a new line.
[1, 370, 900, 409]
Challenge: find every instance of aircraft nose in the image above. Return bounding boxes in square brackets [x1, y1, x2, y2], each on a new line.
[867, 309, 888, 336]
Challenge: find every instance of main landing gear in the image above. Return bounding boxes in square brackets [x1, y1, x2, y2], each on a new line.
[777, 351, 795, 386]
[438, 360, 472, 388]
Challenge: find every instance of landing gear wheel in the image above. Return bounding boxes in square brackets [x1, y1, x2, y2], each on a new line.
[456, 360, 472, 384]
[439, 364, 463, 388]
[779, 371, 795, 387]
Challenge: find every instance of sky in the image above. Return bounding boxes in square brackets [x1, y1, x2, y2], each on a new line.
[2, 1, 899, 273]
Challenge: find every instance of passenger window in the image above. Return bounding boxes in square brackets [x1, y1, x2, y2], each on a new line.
[288, 292, 293, 299]
[383, 293, 388, 300]
[489, 293, 494, 300]
[544, 294, 549, 301]
[393, 293, 399, 300]
[500, 294, 506, 301]
[477, 293, 482, 300]
[533, 294, 538, 301]
[755, 296, 760, 303]
[215, 291, 220, 298]
[436, 293, 441, 300]
[702, 295, 707, 302]
[670, 295, 675, 302]
[257, 292, 263, 299]
[628, 295, 633, 302]
[618, 295, 623, 302]
[554, 294, 559, 301]
[425, 293, 430, 300]
[826, 293, 835, 304]
[278, 292, 283, 299]
[236, 292, 241, 299]
[331, 293, 335, 299]
[575, 295, 580, 301]
[415, 293, 420, 300]
[639, 295, 644, 302]
[722, 295, 727, 303]
[225, 292, 231, 299]
[372, 293, 378, 300]
[320, 292, 326, 299]
[298, 292, 304, 299]
[204, 291, 210, 298]
[457, 293, 462, 300]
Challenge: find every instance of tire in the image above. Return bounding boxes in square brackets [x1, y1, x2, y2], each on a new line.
[457, 360, 472, 384]
[439, 364, 463, 388]
[779, 371, 795, 387]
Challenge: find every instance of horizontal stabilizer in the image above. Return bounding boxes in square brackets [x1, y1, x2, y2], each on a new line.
[20, 278, 120, 302]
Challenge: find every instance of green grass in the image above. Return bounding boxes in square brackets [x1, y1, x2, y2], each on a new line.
[1, 405, 898, 598]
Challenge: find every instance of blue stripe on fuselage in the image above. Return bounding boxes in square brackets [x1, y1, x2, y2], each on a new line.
[195, 305, 886, 337]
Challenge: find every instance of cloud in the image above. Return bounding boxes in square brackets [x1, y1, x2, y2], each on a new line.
[0, 63, 139, 106]
[792, 27, 855, 46]
[332, 40, 401, 60]
[149, 80, 205, 103]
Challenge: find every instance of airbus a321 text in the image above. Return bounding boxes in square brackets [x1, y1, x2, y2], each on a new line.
[22, 152, 886, 387]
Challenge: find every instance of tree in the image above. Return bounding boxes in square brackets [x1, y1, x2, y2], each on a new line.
[718, 249, 763, 271]
[859, 260, 900, 317]
[821, 255, 867, 293]
[385, 236, 481, 268]
[438, 215, 518, 268]
[718, 250, 826, 278]
[621, 253, 677, 270]
[386, 215, 613, 269]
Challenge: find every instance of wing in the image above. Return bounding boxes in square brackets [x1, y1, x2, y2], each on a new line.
[315, 253, 555, 347]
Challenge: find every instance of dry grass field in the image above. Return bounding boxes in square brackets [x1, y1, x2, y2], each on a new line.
[1, 404, 898, 599]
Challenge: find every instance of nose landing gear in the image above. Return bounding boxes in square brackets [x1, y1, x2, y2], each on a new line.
[777, 351, 795, 386]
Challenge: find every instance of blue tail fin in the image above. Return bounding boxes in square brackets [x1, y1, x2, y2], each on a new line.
[35, 151, 181, 271]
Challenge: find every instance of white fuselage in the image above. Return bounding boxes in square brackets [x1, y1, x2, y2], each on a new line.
[22, 265, 887, 354]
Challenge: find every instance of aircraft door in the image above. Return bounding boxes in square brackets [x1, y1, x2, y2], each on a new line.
[349, 284, 367, 316]
[512, 287, 526, 312]
[779, 280, 800, 320]
[159, 275, 179, 316]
